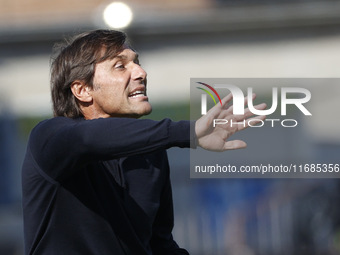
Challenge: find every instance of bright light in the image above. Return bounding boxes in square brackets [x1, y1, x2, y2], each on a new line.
[103, 2, 133, 29]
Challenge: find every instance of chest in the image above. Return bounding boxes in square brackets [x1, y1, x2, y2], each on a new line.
[104, 153, 168, 212]
[71, 151, 169, 223]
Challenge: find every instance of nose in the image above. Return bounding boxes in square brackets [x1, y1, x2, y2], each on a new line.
[132, 63, 147, 82]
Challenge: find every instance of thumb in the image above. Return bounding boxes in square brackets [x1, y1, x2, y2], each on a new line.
[223, 140, 247, 150]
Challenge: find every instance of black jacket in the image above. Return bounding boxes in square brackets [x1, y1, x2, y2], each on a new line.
[22, 117, 193, 255]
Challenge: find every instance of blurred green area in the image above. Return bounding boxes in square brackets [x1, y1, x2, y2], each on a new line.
[17, 116, 51, 140]
[143, 102, 190, 121]
[16, 102, 190, 140]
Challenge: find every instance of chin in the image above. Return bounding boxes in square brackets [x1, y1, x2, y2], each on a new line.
[137, 106, 152, 118]
[143, 107, 152, 116]
[128, 104, 152, 119]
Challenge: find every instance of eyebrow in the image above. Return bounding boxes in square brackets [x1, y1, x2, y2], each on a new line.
[115, 52, 139, 61]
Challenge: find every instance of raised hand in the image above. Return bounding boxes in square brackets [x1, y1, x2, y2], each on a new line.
[195, 93, 266, 151]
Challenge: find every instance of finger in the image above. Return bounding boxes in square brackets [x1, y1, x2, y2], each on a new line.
[227, 93, 256, 113]
[223, 140, 247, 150]
[220, 102, 267, 120]
[205, 93, 233, 119]
[221, 93, 233, 108]
[236, 103, 267, 120]
[244, 102, 267, 113]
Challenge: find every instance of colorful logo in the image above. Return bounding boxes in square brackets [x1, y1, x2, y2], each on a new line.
[196, 82, 222, 106]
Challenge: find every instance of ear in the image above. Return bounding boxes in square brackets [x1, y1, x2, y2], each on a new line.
[70, 80, 92, 103]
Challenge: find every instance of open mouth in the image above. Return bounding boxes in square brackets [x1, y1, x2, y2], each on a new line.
[128, 90, 146, 98]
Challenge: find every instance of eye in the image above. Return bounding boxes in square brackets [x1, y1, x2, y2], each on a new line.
[114, 62, 125, 69]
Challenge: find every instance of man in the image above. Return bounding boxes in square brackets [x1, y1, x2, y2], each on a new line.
[22, 30, 266, 255]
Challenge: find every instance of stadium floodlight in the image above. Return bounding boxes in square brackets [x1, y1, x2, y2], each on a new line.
[103, 2, 133, 29]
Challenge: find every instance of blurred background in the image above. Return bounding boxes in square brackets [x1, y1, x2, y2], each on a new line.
[1, 0, 340, 254]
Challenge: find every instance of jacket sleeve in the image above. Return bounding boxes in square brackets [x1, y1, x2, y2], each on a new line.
[28, 117, 193, 180]
[150, 156, 190, 255]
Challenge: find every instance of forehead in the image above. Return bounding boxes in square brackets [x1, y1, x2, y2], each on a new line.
[94, 47, 139, 71]
[96, 43, 137, 63]
[114, 47, 138, 59]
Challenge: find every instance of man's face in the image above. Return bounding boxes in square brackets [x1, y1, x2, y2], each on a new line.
[89, 45, 152, 119]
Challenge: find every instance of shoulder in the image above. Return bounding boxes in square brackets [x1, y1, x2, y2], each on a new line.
[29, 117, 80, 141]
[34, 116, 82, 130]
[34, 116, 78, 129]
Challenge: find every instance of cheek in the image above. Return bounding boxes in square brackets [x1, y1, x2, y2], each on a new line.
[93, 76, 130, 104]
[102, 86, 128, 109]
[108, 75, 129, 93]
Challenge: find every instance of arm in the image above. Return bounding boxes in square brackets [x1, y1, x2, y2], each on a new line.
[29, 117, 192, 180]
[29, 93, 264, 180]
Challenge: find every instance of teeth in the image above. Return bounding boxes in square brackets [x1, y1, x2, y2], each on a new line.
[131, 94, 144, 98]
[129, 90, 145, 98]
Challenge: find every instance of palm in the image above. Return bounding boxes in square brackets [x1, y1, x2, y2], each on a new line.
[195, 93, 266, 151]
